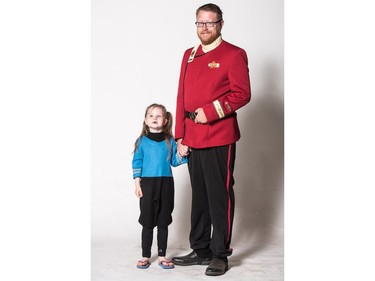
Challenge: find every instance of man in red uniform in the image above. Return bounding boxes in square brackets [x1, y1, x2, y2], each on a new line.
[172, 3, 251, 276]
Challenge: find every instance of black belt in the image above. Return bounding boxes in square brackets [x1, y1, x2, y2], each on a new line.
[185, 111, 197, 121]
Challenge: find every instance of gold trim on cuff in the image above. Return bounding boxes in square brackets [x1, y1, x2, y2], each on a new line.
[213, 100, 225, 119]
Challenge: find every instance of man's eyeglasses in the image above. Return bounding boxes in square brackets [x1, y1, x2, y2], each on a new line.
[195, 20, 222, 28]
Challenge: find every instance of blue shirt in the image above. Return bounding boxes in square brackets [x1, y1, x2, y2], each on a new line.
[132, 135, 187, 178]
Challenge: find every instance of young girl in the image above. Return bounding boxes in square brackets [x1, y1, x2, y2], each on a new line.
[132, 103, 187, 269]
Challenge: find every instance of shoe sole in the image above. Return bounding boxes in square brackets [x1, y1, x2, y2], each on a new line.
[205, 267, 228, 276]
[136, 264, 150, 269]
[173, 260, 212, 266]
[158, 264, 175, 269]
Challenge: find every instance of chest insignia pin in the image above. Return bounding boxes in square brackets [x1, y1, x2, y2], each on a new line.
[208, 61, 220, 69]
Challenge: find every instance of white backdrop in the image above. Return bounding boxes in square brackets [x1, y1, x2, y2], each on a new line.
[92, 0, 284, 252]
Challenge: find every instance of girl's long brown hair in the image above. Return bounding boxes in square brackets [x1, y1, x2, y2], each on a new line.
[133, 103, 174, 156]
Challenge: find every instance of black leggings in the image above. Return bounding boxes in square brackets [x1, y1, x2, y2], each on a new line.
[141, 226, 168, 258]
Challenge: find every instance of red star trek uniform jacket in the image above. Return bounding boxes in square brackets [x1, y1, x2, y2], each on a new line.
[175, 40, 251, 148]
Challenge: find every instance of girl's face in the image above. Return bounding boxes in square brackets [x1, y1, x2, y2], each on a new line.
[144, 106, 166, 133]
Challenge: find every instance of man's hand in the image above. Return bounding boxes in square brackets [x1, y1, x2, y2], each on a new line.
[194, 108, 207, 124]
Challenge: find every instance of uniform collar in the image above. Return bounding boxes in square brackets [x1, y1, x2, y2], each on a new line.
[201, 35, 223, 53]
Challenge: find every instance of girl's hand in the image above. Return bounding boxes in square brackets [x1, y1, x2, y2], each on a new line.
[135, 186, 143, 198]
[135, 178, 143, 198]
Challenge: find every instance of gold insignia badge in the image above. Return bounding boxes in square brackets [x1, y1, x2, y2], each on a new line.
[208, 61, 220, 69]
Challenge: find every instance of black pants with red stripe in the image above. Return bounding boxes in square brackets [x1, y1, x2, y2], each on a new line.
[188, 144, 236, 260]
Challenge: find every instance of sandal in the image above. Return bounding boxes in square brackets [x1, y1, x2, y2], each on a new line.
[136, 259, 150, 269]
[158, 258, 174, 269]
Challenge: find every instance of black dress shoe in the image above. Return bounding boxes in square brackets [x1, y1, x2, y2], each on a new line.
[205, 258, 228, 276]
[172, 251, 213, 266]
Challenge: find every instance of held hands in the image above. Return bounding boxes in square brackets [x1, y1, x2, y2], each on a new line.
[177, 138, 190, 157]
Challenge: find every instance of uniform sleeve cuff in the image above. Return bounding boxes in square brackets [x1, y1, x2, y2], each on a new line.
[213, 100, 225, 119]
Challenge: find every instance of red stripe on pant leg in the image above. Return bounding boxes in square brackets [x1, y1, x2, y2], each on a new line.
[226, 144, 232, 244]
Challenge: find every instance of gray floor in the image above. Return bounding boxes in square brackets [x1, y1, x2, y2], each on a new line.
[92, 234, 283, 281]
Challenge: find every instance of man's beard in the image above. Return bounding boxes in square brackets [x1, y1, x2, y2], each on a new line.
[198, 32, 220, 45]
